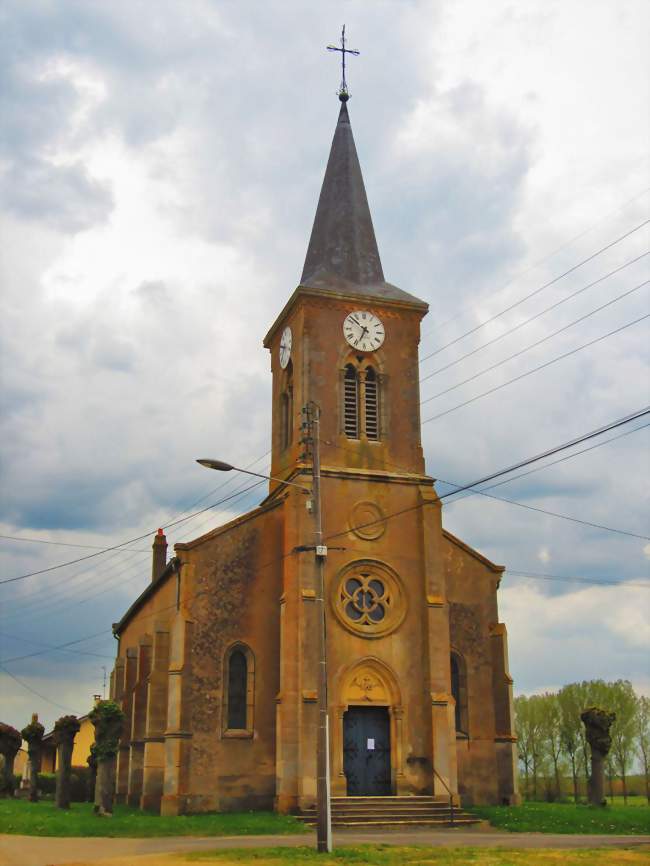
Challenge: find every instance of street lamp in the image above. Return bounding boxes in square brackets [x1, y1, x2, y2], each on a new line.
[197, 432, 332, 853]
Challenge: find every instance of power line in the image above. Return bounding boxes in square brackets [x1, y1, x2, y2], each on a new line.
[324, 408, 650, 542]
[420, 253, 648, 384]
[0, 479, 267, 620]
[450, 421, 650, 500]
[420, 280, 649, 406]
[420, 187, 650, 342]
[0, 480, 267, 587]
[0, 663, 82, 714]
[0, 630, 114, 660]
[0, 459, 271, 610]
[506, 570, 650, 589]
[0, 534, 151, 553]
[419, 218, 649, 364]
[440, 469, 650, 540]
[421, 314, 649, 425]
[3, 410, 647, 667]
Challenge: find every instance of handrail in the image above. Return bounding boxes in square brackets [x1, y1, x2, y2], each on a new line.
[432, 767, 455, 826]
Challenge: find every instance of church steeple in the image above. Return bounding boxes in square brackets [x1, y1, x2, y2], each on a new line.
[301, 99, 384, 288]
[298, 99, 427, 309]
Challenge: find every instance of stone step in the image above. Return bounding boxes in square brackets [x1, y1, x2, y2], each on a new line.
[296, 794, 480, 828]
[297, 816, 479, 828]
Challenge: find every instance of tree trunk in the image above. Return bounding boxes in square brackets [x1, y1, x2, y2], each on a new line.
[524, 763, 529, 801]
[621, 768, 628, 804]
[570, 757, 579, 804]
[55, 739, 74, 809]
[553, 757, 561, 800]
[588, 750, 606, 806]
[87, 761, 97, 803]
[28, 750, 41, 803]
[94, 757, 116, 816]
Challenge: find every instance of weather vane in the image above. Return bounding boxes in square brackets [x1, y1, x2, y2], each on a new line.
[327, 25, 360, 102]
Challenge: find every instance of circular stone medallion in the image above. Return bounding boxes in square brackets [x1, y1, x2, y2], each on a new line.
[349, 500, 386, 540]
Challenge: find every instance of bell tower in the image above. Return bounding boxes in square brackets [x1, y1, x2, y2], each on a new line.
[264, 98, 430, 488]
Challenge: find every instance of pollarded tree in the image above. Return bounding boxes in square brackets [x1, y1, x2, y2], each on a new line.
[21, 714, 45, 802]
[0, 723, 22, 798]
[635, 695, 650, 804]
[53, 715, 80, 809]
[89, 700, 125, 817]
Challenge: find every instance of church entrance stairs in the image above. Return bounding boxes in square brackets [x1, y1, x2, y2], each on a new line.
[296, 795, 481, 828]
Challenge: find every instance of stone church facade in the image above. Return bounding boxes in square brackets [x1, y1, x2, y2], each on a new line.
[111, 97, 520, 816]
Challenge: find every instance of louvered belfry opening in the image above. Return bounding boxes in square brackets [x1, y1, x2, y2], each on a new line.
[344, 364, 359, 438]
[364, 367, 379, 440]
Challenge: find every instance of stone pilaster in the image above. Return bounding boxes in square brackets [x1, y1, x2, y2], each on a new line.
[275, 492, 303, 813]
[490, 623, 521, 805]
[419, 484, 459, 801]
[127, 635, 151, 807]
[115, 648, 137, 804]
[141, 624, 170, 812]
[161, 613, 194, 816]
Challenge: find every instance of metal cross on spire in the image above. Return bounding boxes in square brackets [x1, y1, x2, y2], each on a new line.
[327, 24, 360, 101]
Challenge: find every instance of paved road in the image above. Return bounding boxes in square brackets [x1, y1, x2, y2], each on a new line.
[1, 829, 649, 866]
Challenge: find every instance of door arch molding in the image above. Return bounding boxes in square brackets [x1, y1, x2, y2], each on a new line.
[333, 657, 405, 795]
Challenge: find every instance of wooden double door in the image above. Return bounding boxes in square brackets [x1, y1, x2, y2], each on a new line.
[343, 706, 391, 796]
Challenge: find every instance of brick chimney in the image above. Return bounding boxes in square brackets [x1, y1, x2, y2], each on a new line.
[151, 528, 168, 583]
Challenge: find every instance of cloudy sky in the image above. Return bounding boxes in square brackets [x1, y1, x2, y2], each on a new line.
[1, 0, 648, 731]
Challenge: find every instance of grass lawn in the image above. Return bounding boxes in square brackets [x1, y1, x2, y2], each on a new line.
[57, 844, 650, 866]
[468, 801, 650, 835]
[0, 799, 305, 837]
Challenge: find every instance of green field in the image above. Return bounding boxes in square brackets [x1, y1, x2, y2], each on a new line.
[469, 801, 650, 835]
[0, 799, 304, 837]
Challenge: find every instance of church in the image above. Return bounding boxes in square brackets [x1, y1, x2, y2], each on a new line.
[110, 90, 520, 817]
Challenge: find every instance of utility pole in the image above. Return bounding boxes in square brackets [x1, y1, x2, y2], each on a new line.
[302, 403, 332, 853]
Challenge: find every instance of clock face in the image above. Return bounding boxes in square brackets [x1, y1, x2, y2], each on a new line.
[343, 311, 385, 352]
[279, 326, 292, 369]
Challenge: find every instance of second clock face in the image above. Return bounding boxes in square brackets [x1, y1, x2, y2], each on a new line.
[279, 326, 292, 369]
[343, 311, 385, 352]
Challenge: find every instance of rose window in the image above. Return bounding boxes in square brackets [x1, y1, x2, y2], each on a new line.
[333, 561, 406, 638]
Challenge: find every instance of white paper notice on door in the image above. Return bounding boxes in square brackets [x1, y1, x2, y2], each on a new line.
[367, 738, 375, 750]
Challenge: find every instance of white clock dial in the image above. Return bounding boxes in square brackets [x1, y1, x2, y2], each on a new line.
[343, 311, 385, 352]
[279, 326, 292, 369]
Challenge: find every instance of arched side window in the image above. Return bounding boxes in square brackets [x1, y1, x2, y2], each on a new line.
[343, 364, 359, 438]
[364, 367, 379, 440]
[280, 363, 293, 451]
[223, 644, 255, 737]
[450, 651, 468, 735]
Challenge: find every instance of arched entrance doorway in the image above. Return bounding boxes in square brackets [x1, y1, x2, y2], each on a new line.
[333, 658, 404, 796]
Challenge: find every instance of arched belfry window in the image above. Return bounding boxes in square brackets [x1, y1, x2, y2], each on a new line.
[450, 651, 468, 735]
[364, 367, 379, 440]
[223, 644, 255, 737]
[343, 364, 359, 438]
[280, 362, 293, 451]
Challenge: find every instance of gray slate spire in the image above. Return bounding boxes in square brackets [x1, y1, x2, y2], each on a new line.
[300, 100, 426, 309]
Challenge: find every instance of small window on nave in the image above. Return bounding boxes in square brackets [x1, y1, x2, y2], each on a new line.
[343, 364, 359, 438]
[223, 644, 254, 736]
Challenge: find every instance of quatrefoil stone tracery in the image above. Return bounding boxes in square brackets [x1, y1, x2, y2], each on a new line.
[332, 561, 406, 638]
[342, 574, 390, 625]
